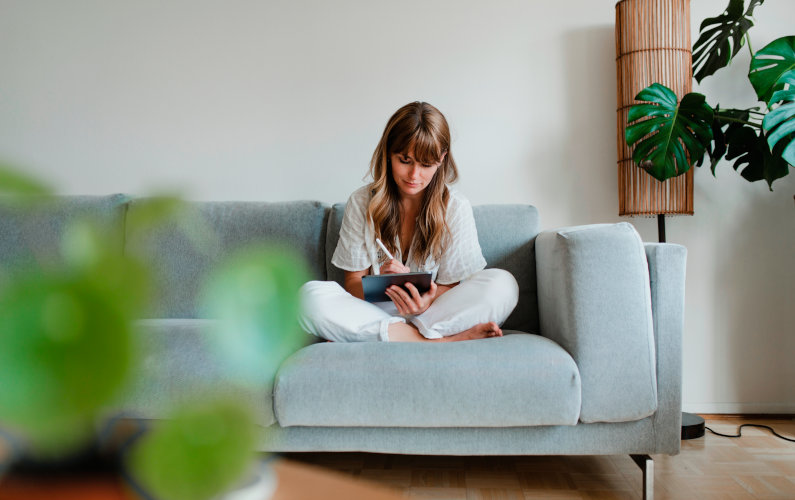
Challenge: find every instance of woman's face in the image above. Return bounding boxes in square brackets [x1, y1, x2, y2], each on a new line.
[390, 149, 446, 199]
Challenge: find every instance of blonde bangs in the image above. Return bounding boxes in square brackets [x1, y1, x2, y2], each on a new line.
[392, 129, 445, 166]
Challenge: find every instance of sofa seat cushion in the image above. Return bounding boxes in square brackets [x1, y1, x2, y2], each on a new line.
[116, 319, 276, 426]
[273, 333, 581, 428]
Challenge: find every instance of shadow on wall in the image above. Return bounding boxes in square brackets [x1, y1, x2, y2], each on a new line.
[719, 186, 795, 412]
[561, 25, 617, 225]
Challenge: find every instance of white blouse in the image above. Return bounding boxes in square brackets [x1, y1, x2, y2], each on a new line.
[331, 185, 487, 285]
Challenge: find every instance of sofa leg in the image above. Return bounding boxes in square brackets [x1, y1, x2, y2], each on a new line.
[630, 454, 653, 500]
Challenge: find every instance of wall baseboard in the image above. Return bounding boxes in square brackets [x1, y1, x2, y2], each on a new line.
[683, 402, 795, 414]
[697, 413, 794, 420]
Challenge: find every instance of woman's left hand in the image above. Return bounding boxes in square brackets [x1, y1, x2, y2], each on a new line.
[385, 281, 438, 316]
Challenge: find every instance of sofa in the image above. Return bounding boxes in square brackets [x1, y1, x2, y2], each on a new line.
[1, 194, 685, 498]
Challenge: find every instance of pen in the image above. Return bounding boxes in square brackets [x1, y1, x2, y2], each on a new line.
[375, 238, 395, 261]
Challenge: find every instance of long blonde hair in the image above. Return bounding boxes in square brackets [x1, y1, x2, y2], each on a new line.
[366, 102, 459, 265]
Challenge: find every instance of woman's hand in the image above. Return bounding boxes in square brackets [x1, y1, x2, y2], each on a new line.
[385, 281, 438, 316]
[380, 259, 410, 275]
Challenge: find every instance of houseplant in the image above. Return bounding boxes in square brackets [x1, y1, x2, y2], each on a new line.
[626, 0, 794, 190]
[0, 164, 309, 499]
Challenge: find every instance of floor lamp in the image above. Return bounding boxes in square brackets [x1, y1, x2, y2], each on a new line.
[615, 0, 704, 440]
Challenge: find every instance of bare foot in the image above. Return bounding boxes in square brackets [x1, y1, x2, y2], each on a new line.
[386, 321, 503, 342]
[445, 322, 502, 342]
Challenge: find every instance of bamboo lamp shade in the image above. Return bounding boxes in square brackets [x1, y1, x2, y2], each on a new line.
[615, 0, 694, 216]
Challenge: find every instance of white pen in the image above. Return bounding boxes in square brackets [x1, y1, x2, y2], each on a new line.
[375, 238, 395, 261]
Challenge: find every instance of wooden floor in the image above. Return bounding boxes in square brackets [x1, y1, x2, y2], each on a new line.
[282, 417, 795, 499]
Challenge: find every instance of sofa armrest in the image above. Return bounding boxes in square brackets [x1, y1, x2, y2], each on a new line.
[536, 222, 657, 424]
[645, 242, 686, 455]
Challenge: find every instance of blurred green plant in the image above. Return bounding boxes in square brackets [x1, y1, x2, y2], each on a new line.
[0, 165, 310, 499]
[200, 246, 310, 384]
[126, 399, 258, 500]
[0, 260, 142, 454]
[626, 0, 794, 191]
[0, 164, 51, 198]
[125, 195, 221, 257]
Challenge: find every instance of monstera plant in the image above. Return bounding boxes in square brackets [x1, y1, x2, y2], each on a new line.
[626, 0, 794, 191]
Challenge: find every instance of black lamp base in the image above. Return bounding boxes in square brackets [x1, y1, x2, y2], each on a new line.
[681, 411, 705, 439]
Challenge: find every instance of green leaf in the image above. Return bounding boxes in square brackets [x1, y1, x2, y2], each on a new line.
[692, 0, 764, 83]
[126, 196, 221, 259]
[0, 164, 52, 199]
[126, 399, 258, 500]
[200, 245, 310, 385]
[0, 213, 151, 456]
[762, 73, 795, 166]
[749, 36, 795, 103]
[763, 102, 795, 166]
[725, 126, 790, 189]
[698, 106, 760, 174]
[125, 195, 187, 236]
[626, 84, 714, 182]
[0, 268, 137, 455]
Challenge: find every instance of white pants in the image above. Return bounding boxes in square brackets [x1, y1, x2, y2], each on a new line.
[298, 268, 519, 342]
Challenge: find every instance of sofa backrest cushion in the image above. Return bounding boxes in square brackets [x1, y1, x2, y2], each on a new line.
[536, 222, 658, 423]
[126, 200, 329, 318]
[0, 194, 128, 276]
[326, 203, 540, 333]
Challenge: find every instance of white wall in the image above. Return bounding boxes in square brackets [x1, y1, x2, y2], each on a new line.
[1, 0, 792, 413]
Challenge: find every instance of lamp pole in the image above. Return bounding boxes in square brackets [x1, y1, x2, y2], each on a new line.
[658, 213, 705, 440]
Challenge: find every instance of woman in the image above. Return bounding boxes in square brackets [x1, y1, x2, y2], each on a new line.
[300, 102, 518, 342]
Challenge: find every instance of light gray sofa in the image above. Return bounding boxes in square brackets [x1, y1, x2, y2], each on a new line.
[1, 194, 685, 498]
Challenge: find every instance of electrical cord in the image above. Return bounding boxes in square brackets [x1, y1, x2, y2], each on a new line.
[705, 424, 795, 443]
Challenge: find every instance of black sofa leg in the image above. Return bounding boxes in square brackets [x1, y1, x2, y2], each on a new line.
[630, 454, 653, 500]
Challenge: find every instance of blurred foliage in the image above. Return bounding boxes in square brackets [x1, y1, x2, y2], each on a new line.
[200, 246, 310, 385]
[0, 164, 52, 199]
[125, 195, 221, 258]
[0, 165, 310, 498]
[0, 221, 148, 456]
[126, 398, 258, 500]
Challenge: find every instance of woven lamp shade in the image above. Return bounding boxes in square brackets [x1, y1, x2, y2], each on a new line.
[615, 0, 693, 216]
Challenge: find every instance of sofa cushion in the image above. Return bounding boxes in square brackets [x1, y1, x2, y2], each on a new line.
[0, 194, 128, 275]
[273, 333, 580, 428]
[325, 203, 540, 333]
[472, 205, 540, 333]
[536, 222, 657, 423]
[126, 200, 329, 318]
[117, 319, 276, 426]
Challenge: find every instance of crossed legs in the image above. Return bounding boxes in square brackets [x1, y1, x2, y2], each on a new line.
[299, 268, 519, 343]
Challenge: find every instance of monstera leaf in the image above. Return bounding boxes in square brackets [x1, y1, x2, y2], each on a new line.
[762, 73, 795, 167]
[749, 36, 795, 103]
[724, 125, 790, 189]
[626, 83, 714, 182]
[699, 106, 759, 174]
[692, 0, 764, 83]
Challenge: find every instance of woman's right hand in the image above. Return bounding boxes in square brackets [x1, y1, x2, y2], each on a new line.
[380, 259, 410, 274]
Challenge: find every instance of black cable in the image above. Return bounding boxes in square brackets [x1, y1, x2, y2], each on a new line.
[705, 424, 795, 443]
